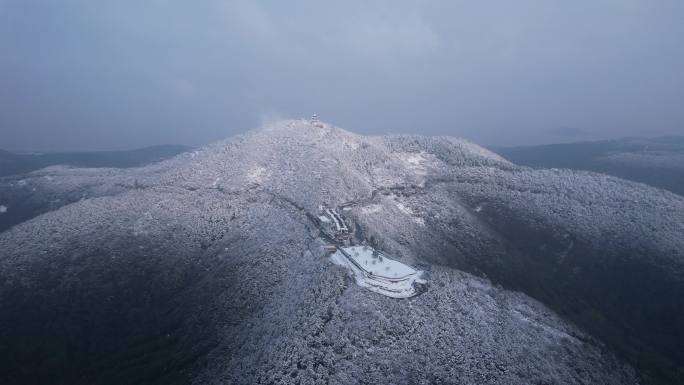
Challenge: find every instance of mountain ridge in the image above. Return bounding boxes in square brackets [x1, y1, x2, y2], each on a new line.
[490, 136, 684, 196]
[0, 144, 192, 178]
[1, 120, 682, 384]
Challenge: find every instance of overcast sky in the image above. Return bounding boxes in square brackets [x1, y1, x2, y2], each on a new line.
[1, 0, 683, 151]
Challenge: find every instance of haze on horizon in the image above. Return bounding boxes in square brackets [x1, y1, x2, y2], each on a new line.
[1, 0, 683, 152]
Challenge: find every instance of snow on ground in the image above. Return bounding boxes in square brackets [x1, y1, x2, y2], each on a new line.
[396, 151, 439, 185]
[360, 204, 383, 215]
[398, 151, 428, 168]
[347, 246, 415, 278]
[342, 136, 360, 151]
[395, 201, 413, 216]
[330, 246, 425, 298]
[189, 150, 202, 159]
[0, 205, 7, 214]
[389, 196, 426, 226]
[318, 215, 331, 223]
[246, 166, 268, 184]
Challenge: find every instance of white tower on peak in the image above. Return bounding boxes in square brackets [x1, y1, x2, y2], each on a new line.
[310, 113, 319, 124]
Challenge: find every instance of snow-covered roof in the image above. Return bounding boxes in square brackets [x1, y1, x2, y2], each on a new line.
[330, 246, 424, 298]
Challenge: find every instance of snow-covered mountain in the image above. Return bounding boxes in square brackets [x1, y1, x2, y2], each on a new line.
[1, 120, 683, 384]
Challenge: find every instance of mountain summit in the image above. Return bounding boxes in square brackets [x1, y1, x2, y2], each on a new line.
[1, 120, 683, 384]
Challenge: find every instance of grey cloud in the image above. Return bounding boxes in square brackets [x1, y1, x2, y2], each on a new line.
[1, 0, 683, 151]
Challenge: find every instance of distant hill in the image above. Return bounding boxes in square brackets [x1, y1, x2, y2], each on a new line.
[490, 136, 684, 196]
[0, 145, 193, 177]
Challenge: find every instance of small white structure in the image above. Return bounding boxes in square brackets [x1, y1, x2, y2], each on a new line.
[310, 113, 324, 127]
[330, 246, 427, 298]
[318, 206, 352, 244]
[325, 208, 348, 233]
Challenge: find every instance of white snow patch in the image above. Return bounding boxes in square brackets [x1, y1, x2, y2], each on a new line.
[395, 202, 413, 215]
[475, 206, 482, 212]
[0, 205, 7, 214]
[360, 204, 383, 215]
[397, 151, 437, 179]
[246, 166, 268, 184]
[347, 246, 415, 278]
[212, 177, 222, 187]
[330, 246, 425, 298]
[400, 152, 427, 166]
[319, 215, 331, 223]
[391, 197, 425, 226]
[343, 138, 360, 150]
